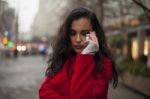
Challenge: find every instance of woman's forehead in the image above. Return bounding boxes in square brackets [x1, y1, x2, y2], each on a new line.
[71, 18, 92, 30]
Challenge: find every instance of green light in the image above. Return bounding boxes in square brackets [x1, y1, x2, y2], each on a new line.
[7, 41, 14, 47]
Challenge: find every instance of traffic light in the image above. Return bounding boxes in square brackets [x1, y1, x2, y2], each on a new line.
[2, 36, 8, 45]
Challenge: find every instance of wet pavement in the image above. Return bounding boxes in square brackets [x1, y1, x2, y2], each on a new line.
[108, 82, 149, 99]
[0, 55, 149, 99]
[0, 56, 47, 99]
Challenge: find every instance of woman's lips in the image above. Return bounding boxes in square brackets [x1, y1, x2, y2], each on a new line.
[74, 45, 83, 49]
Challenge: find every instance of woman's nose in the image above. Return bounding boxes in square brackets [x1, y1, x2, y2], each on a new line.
[76, 34, 81, 43]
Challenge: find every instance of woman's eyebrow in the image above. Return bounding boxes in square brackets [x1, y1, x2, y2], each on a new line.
[70, 29, 76, 32]
[81, 29, 91, 32]
[70, 29, 91, 32]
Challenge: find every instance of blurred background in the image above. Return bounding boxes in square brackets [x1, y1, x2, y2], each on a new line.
[0, 0, 150, 99]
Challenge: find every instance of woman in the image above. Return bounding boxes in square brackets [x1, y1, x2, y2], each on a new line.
[39, 7, 118, 99]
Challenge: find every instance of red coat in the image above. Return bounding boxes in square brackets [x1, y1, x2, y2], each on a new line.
[39, 53, 112, 99]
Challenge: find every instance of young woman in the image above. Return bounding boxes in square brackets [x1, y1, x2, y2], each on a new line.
[39, 7, 118, 99]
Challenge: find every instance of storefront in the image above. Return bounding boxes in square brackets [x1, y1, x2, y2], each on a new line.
[130, 26, 150, 60]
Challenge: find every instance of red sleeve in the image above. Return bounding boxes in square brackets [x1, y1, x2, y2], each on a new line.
[103, 57, 113, 80]
[70, 53, 112, 99]
[39, 77, 69, 99]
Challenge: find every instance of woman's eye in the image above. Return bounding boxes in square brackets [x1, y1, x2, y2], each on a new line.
[70, 31, 76, 36]
[81, 31, 90, 36]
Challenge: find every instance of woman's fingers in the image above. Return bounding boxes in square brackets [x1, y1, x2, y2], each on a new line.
[93, 32, 99, 48]
[89, 32, 96, 41]
[92, 31, 99, 43]
[82, 31, 99, 54]
[83, 34, 90, 46]
[85, 31, 99, 47]
[88, 31, 99, 48]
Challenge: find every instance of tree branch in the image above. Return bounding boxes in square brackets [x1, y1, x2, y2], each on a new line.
[132, 0, 150, 22]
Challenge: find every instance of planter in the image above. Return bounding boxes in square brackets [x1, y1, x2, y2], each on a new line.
[121, 71, 150, 97]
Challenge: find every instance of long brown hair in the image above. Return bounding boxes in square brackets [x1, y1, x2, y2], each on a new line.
[46, 7, 118, 88]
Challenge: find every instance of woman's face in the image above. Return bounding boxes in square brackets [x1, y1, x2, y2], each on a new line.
[70, 17, 92, 53]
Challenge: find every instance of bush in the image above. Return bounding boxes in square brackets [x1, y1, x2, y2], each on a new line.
[117, 56, 150, 77]
[108, 34, 125, 49]
[138, 54, 147, 64]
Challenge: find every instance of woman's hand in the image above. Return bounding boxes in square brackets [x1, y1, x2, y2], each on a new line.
[81, 31, 99, 55]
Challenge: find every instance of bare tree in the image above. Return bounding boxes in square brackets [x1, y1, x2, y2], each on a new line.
[132, 0, 150, 22]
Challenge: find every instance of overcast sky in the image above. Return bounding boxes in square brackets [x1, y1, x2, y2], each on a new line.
[7, 0, 39, 33]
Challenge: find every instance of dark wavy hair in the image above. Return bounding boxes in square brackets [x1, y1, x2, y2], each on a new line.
[46, 7, 118, 88]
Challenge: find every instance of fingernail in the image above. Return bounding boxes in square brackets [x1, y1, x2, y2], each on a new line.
[86, 36, 89, 40]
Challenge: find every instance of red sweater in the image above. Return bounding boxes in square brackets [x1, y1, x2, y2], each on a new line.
[39, 53, 112, 99]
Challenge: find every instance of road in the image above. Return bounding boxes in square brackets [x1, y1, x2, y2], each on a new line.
[0, 55, 148, 99]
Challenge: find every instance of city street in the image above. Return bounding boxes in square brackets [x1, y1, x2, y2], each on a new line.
[0, 56, 149, 99]
[0, 55, 47, 99]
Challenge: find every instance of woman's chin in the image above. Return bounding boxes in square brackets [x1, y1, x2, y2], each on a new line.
[74, 49, 83, 53]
